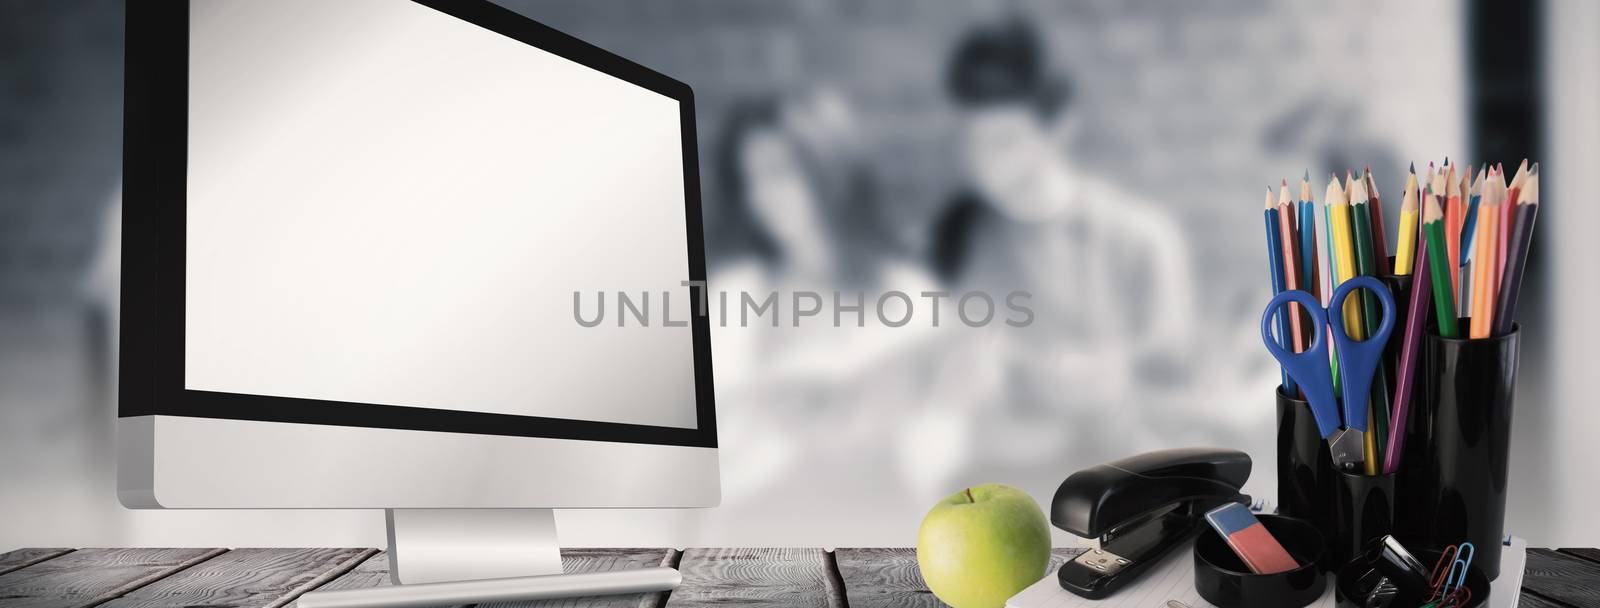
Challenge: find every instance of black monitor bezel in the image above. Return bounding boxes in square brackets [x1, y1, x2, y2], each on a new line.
[120, 0, 717, 449]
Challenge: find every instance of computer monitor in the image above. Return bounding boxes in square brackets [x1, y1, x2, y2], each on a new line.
[119, 0, 717, 603]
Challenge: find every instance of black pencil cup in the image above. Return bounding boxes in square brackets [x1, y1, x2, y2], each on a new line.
[1376, 273, 1431, 534]
[1411, 322, 1520, 580]
[1275, 385, 1334, 567]
[1376, 272, 1413, 381]
[1330, 468, 1395, 570]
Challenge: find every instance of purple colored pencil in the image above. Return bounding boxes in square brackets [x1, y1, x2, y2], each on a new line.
[1384, 229, 1432, 475]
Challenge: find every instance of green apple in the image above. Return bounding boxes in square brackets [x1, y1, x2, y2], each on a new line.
[917, 483, 1051, 608]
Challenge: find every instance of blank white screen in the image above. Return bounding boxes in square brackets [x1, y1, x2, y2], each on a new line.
[183, 0, 699, 430]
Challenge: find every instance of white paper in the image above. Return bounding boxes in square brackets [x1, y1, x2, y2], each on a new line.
[1006, 541, 1334, 608]
[1491, 536, 1527, 608]
[1006, 537, 1528, 608]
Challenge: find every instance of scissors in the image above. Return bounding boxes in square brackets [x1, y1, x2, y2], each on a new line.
[1261, 276, 1396, 472]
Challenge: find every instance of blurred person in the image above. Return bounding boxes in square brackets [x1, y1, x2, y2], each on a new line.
[709, 92, 907, 290]
[708, 91, 937, 377]
[925, 19, 1202, 462]
[704, 91, 951, 505]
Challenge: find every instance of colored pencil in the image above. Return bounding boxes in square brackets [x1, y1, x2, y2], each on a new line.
[1384, 225, 1432, 474]
[1469, 168, 1505, 339]
[1493, 164, 1539, 337]
[1458, 166, 1483, 316]
[1350, 176, 1382, 332]
[1499, 159, 1530, 282]
[1331, 173, 1364, 340]
[1321, 177, 1344, 394]
[1443, 163, 1462, 303]
[1349, 176, 1390, 471]
[1395, 165, 1420, 275]
[1364, 167, 1390, 276]
[1460, 165, 1484, 260]
[1423, 182, 1460, 338]
[1277, 183, 1306, 352]
[1265, 188, 1295, 393]
[1299, 173, 1321, 304]
[1318, 183, 1337, 307]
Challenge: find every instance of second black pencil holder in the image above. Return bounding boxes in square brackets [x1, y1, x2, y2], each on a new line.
[1276, 385, 1333, 564]
[1376, 272, 1413, 380]
[1413, 322, 1520, 581]
[1376, 272, 1430, 534]
[1329, 468, 1395, 570]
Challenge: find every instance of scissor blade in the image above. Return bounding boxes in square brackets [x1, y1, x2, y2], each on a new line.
[1328, 429, 1366, 473]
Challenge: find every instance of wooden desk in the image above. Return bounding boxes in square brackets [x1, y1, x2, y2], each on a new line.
[2, 546, 1596, 607]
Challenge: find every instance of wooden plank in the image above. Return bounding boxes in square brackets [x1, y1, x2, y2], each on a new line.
[834, 548, 1084, 608]
[485, 549, 678, 608]
[1557, 547, 1600, 567]
[0, 549, 73, 577]
[305, 549, 677, 608]
[833, 548, 932, 608]
[1517, 592, 1576, 608]
[666, 548, 841, 608]
[99, 548, 375, 608]
[304, 551, 391, 595]
[0, 547, 226, 608]
[1523, 548, 1600, 608]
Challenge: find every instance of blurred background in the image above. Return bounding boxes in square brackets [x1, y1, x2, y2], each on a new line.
[3, 0, 1596, 550]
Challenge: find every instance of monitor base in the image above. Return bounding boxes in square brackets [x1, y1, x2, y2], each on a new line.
[387, 508, 563, 584]
[295, 508, 680, 608]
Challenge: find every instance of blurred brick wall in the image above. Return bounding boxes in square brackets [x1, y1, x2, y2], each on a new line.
[500, 0, 1460, 320]
[0, 0, 1459, 312]
[0, 0, 123, 306]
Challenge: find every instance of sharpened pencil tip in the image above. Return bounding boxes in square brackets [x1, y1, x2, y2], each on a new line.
[1409, 162, 1415, 173]
[1304, 169, 1310, 181]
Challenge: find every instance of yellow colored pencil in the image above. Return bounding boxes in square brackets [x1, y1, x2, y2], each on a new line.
[1329, 173, 1364, 340]
[1395, 164, 1420, 275]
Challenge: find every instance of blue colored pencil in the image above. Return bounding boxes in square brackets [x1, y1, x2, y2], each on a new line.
[1292, 198, 1318, 302]
[1265, 189, 1296, 394]
[1460, 165, 1483, 260]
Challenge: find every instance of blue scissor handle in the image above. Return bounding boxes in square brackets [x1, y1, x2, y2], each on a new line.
[1260, 289, 1340, 439]
[1325, 276, 1397, 433]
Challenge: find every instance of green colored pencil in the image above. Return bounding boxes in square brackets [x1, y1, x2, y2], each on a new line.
[1348, 178, 1391, 464]
[1423, 190, 1460, 338]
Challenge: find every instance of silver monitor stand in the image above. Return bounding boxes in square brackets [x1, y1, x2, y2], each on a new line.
[296, 509, 680, 608]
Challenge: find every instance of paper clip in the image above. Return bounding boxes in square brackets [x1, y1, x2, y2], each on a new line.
[1426, 544, 1459, 601]
[1444, 542, 1475, 595]
[1438, 585, 1472, 608]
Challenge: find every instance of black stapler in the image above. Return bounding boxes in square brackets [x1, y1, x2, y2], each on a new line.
[1051, 448, 1252, 599]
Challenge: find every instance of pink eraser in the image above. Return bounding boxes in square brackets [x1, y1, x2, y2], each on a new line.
[1204, 503, 1300, 575]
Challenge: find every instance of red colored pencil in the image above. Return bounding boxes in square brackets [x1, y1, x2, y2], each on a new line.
[1499, 160, 1529, 286]
[1364, 167, 1390, 276]
[1276, 183, 1306, 352]
[1443, 163, 1462, 302]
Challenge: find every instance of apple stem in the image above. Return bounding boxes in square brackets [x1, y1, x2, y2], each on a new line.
[964, 488, 975, 503]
